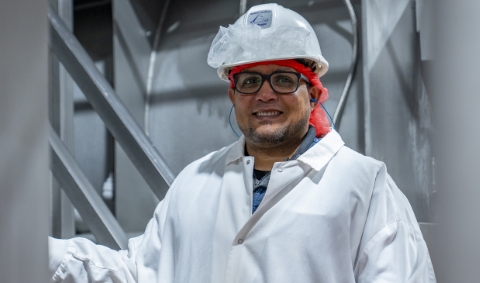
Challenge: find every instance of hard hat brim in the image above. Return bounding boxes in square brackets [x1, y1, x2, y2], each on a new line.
[217, 55, 329, 82]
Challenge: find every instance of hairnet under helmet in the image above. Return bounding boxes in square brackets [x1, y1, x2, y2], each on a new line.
[207, 3, 329, 81]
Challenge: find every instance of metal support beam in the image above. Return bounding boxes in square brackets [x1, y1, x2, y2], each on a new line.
[48, 6, 175, 200]
[49, 0, 75, 239]
[50, 125, 128, 250]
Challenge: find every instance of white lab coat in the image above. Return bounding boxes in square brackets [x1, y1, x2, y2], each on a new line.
[49, 130, 436, 282]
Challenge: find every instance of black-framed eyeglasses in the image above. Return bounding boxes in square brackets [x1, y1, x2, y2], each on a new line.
[232, 71, 310, 94]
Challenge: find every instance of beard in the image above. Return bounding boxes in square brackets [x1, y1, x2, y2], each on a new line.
[239, 113, 310, 146]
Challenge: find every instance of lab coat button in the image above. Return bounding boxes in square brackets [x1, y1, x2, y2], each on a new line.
[238, 239, 244, 244]
[278, 168, 283, 172]
[246, 160, 250, 165]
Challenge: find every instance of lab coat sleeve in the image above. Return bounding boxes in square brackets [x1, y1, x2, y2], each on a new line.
[354, 165, 437, 283]
[48, 186, 173, 283]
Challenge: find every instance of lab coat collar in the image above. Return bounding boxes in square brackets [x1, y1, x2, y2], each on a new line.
[297, 129, 345, 171]
[225, 129, 345, 171]
[225, 135, 246, 164]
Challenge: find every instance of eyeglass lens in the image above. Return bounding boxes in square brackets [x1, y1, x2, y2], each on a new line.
[235, 72, 300, 94]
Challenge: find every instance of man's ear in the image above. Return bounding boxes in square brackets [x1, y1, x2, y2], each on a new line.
[309, 86, 320, 110]
[228, 88, 235, 105]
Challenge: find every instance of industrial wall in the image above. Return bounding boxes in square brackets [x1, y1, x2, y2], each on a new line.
[0, 1, 49, 282]
[428, 0, 480, 281]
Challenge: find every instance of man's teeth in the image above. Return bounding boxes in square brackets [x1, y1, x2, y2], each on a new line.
[256, 111, 280, 116]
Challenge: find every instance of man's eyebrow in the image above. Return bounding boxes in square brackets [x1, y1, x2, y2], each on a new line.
[276, 67, 295, 71]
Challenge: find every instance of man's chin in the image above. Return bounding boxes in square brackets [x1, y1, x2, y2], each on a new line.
[244, 127, 289, 145]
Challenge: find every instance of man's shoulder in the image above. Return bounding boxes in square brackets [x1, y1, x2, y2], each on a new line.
[336, 147, 420, 225]
[332, 145, 385, 172]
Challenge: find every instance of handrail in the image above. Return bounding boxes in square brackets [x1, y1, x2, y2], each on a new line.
[48, 6, 175, 201]
[49, 125, 128, 249]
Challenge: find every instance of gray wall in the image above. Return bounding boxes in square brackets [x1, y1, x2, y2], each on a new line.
[0, 1, 49, 282]
[363, 0, 433, 222]
[428, 0, 480, 281]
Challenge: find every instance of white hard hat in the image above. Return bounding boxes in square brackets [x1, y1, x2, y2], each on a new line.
[208, 3, 329, 81]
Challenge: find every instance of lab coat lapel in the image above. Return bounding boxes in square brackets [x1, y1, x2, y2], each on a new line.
[211, 138, 253, 282]
[232, 130, 345, 244]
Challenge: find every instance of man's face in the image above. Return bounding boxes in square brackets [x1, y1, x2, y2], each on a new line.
[228, 64, 318, 147]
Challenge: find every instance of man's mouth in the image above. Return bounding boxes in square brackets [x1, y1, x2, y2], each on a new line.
[255, 111, 281, 116]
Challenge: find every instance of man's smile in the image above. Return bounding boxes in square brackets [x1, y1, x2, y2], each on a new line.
[254, 110, 282, 117]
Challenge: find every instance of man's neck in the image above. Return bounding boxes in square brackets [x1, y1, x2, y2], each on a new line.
[247, 145, 300, 171]
[245, 130, 309, 171]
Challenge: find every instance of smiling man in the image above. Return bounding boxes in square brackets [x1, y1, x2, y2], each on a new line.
[228, 63, 321, 170]
[49, 3, 436, 283]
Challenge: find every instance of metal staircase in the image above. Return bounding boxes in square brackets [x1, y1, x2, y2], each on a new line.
[48, 4, 174, 249]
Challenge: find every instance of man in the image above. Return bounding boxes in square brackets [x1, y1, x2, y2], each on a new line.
[49, 3, 436, 282]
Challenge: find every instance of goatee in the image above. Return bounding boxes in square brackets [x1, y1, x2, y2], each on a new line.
[240, 114, 309, 146]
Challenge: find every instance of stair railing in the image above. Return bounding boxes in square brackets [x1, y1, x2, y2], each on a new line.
[48, 5, 175, 249]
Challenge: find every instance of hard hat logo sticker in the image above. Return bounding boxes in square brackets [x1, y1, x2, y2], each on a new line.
[247, 10, 272, 29]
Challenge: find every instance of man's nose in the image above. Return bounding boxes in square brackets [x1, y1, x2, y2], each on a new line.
[256, 79, 277, 102]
